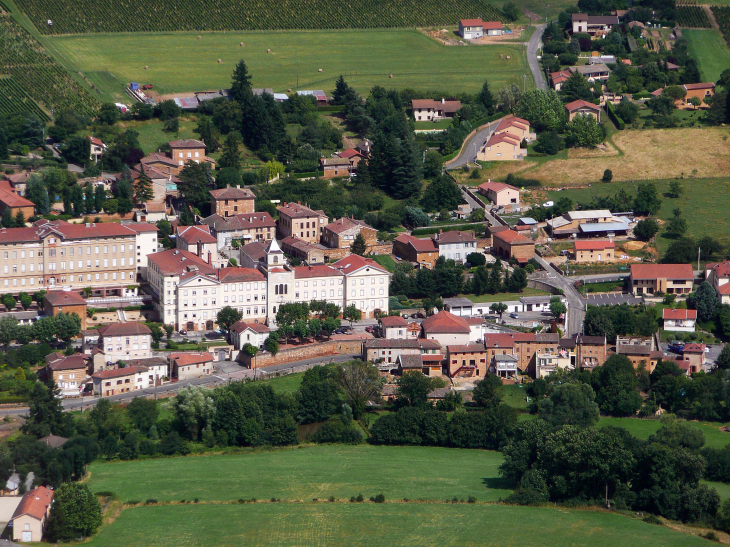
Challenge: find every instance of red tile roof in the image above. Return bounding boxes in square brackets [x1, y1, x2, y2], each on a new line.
[44, 290, 86, 307]
[434, 230, 477, 244]
[148, 249, 216, 276]
[202, 212, 276, 231]
[447, 344, 487, 353]
[484, 333, 516, 348]
[422, 310, 470, 334]
[12, 486, 53, 521]
[52, 222, 137, 240]
[565, 99, 602, 112]
[294, 265, 343, 279]
[46, 353, 88, 371]
[209, 186, 256, 200]
[0, 187, 34, 209]
[411, 99, 462, 113]
[170, 352, 213, 366]
[709, 261, 730, 277]
[682, 343, 705, 353]
[332, 254, 388, 275]
[97, 322, 152, 336]
[379, 315, 408, 327]
[663, 308, 697, 320]
[277, 202, 326, 219]
[139, 153, 178, 168]
[394, 234, 438, 253]
[482, 21, 503, 29]
[324, 217, 374, 235]
[145, 202, 166, 213]
[89, 136, 104, 147]
[231, 321, 271, 334]
[460, 18, 484, 26]
[92, 365, 148, 379]
[493, 229, 534, 245]
[169, 139, 206, 148]
[496, 115, 530, 132]
[337, 148, 364, 159]
[217, 267, 266, 283]
[684, 82, 715, 90]
[485, 132, 520, 147]
[177, 225, 217, 245]
[478, 181, 519, 193]
[630, 263, 693, 280]
[574, 240, 615, 251]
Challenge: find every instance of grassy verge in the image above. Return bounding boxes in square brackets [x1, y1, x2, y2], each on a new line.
[369, 254, 398, 272]
[684, 29, 730, 83]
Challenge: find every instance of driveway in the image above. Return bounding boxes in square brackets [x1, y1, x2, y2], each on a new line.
[527, 24, 547, 90]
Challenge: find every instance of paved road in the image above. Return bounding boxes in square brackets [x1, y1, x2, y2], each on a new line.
[445, 118, 503, 170]
[527, 24, 547, 90]
[459, 187, 502, 227]
[533, 255, 586, 336]
[0, 353, 360, 417]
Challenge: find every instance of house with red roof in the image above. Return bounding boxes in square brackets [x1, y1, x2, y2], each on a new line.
[680, 82, 715, 107]
[88, 135, 106, 163]
[421, 310, 471, 346]
[333, 254, 390, 318]
[458, 19, 503, 39]
[705, 261, 730, 304]
[11, 486, 53, 542]
[565, 100, 602, 122]
[0, 187, 34, 222]
[379, 315, 408, 339]
[492, 229, 535, 263]
[169, 352, 213, 380]
[662, 308, 697, 332]
[477, 131, 524, 161]
[446, 343, 488, 378]
[681, 343, 706, 372]
[322, 217, 377, 250]
[209, 185, 256, 216]
[431, 230, 478, 263]
[411, 98, 462, 122]
[573, 240, 615, 262]
[393, 234, 439, 268]
[230, 320, 271, 350]
[478, 180, 520, 207]
[175, 224, 221, 266]
[336, 148, 366, 169]
[629, 263, 694, 296]
[550, 68, 574, 91]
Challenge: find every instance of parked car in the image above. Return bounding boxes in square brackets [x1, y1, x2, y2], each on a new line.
[340, 326, 351, 332]
[667, 342, 684, 354]
[402, 314, 409, 319]
[509, 313, 519, 319]
[543, 201, 554, 207]
[365, 326, 375, 333]
[415, 312, 425, 319]
[179, 329, 187, 335]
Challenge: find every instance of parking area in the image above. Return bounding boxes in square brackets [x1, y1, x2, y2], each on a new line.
[584, 293, 643, 306]
[658, 341, 721, 371]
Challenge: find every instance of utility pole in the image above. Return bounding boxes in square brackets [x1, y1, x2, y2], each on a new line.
[697, 247, 701, 272]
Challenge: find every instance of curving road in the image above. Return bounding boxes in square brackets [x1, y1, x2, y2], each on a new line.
[445, 118, 503, 170]
[528, 24, 548, 91]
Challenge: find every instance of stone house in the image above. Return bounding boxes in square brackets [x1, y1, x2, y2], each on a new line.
[320, 157, 352, 179]
[322, 217, 377, 249]
[170, 352, 213, 380]
[44, 353, 88, 397]
[209, 186, 256, 217]
[276, 202, 328, 244]
[0, 187, 35, 221]
[446, 343, 488, 378]
[379, 315, 408, 339]
[200, 212, 276, 248]
[432, 230, 478, 263]
[392, 234, 439, 268]
[43, 290, 87, 329]
[491, 229, 535, 263]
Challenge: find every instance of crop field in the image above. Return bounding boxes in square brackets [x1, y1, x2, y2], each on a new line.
[0, 76, 48, 119]
[675, 6, 711, 28]
[45, 30, 529, 97]
[86, 445, 512, 502]
[83, 503, 712, 547]
[500, 127, 730, 187]
[545, 176, 730, 254]
[0, 18, 97, 115]
[683, 29, 730, 83]
[15, 0, 503, 35]
[713, 6, 730, 42]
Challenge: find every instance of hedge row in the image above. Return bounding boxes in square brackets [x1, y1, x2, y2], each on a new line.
[411, 222, 484, 236]
[605, 101, 625, 130]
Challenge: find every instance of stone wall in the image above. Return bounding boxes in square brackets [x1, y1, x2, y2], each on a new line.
[238, 338, 363, 368]
[323, 243, 393, 261]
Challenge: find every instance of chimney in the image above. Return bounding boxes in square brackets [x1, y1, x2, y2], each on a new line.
[86, 223, 91, 227]
[439, 229, 443, 234]
[441, 98, 445, 104]
[208, 251, 212, 265]
[174, 250, 179, 255]
[236, 185, 240, 189]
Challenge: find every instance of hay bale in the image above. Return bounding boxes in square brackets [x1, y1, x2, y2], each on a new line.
[389, 73, 393, 78]
[499, 54, 503, 58]
[218, 59, 222, 63]
[240, 42, 244, 46]
[144, 65, 149, 70]
[197, 35, 201, 40]
[318, 68, 323, 72]
[267, 48, 271, 53]
[287, 88, 292, 93]
[506, 55, 511, 60]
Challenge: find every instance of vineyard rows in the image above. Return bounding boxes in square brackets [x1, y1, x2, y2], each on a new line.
[0, 77, 49, 120]
[676, 5, 711, 27]
[15, 0, 505, 34]
[0, 18, 97, 116]
[712, 6, 730, 45]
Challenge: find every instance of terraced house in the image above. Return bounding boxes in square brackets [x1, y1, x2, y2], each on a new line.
[276, 202, 328, 244]
[629, 263, 694, 295]
[0, 220, 156, 297]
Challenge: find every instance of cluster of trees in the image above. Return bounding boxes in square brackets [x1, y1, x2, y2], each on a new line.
[582, 303, 660, 343]
[0, 311, 81, 348]
[686, 281, 730, 340]
[270, 301, 360, 345]
[0, 111, 45, 158]
[578, 181, 662, 216]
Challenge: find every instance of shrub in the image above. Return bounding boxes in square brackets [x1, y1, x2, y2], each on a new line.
[329, 496, 335, 502]
[372, 493, 385, 503]
[356, 493, 364, 502]
[468, 496, 477, 503]
[126, 500, 141, 505]
[643, 514, 663, 525]
[145, 498, 158, 504]
[605, 101, 625, 130]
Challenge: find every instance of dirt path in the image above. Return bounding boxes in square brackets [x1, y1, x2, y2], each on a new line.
[703, 5, 720, 30]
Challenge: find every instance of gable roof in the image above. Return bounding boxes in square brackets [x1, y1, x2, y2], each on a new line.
[478, 181, 519, 193]
[663, 308, 697, 320]
[337, 148, 364, 159]
[170, 352, 213, 366]
[332, 254, 388, 275]
[97, 322, 152, 336]
[201, 212, 275, 231]
[485, 132, 520, 147]
[324, 217, 374, 235]
[630, 263, 693, 280]
[92, 365, 148, 379]
[397, 354, 424, 369]
[496, 115, 530, 132]
[411, 99, 462, 113]
[379, 315, 408, 327]
[209, 186, 256, 200]
[493, 229, 534, 245]
[565, 99, 602, 112]
[684, 82, 715, 91]
[294, 264, 343, 279]
[394, 234, 438, 253]
[277, 202, 326, 219]
[0, 187, 34, 209]
[148, 249, 217, 276]
[12, 486, 53, 521]
[177, 225, 217, 245]
[169, 139, 206, 148]
[231, 321, 271, 334]
[434, 230, 477, 244]
[460, 18, 484, 26]
[217, 267, 266, 283]
[574, 240, 615, 251]
[46, 353, 88, 371]
[422, 310, 470, 334]
[484, 333, 517, 348]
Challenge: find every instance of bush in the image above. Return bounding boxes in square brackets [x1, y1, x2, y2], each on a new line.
[145, 498, 158, 505]
[605, 101, 625, 130]
[468, 496, 477, 503]
[372, 493, 385, 503]
[643, 514, 663, 525]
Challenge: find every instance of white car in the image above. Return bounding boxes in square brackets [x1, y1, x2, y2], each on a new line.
[543, 201, 554, 207]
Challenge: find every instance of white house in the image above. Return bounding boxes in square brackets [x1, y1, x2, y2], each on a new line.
[332, 254, 391, 319]
[432, 230, 478, 263]
[230, 320, 271, 350]
[663, 308, 697, 332]
[379, 315, 408, 339]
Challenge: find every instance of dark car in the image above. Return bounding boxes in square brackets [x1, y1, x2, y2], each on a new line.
[340, 326, 351, 332]
[179, 329, 187, 335]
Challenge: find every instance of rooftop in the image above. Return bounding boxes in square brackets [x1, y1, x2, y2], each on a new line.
[97, 322, 152, 336]
[324, 217, 374, 235]
[170, 352, 213, 366]
[231, 321, 271, 334]
[422, 310, 470, 334]
[148, 249, 217, 276]
[332, 254, 388, 275]
[44, 290, 86, 307]
[574, 240, 615, 251]
[630, 263, 694, 280]
[493, 229, 534, 245]
[277, 202, 326, 219]
[379, 315, 408, 327]
[92, 365, 148, 379]
[169, 139, 206, 148]
[177, 225, 217, 245]
[12, 486, 53, 521]
[209, 186, 256, 200]
[663, 308, 697, 320]
[478, 181, 519, 193]
[394, 233, 438, 253]
[411, 99, 462, 113]
[294, 265, 343, 279]
[398, 354, 424, 369]
[0, 187, 34, 209]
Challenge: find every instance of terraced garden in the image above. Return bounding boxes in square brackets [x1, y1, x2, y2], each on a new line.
[15, 0, 504, 34]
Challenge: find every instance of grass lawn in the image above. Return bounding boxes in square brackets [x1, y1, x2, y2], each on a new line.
[255, 372, 304, 395]
[501, 127, 730, 187]
[500, 383, 530, 410]
[460, 287, 550, 303]
[414, 119, 453, 130]
[583, 280, 625, 293]
[83, 503, 711, 547]
[86, 445, 511, 502]
[546, 177, 730, 255]
[370, 254, 398, 272]
[46, 30, 528, 101]
[596, 417, 730, 449]
[684, 29, 730, 83]
[704, 480, 730, 500]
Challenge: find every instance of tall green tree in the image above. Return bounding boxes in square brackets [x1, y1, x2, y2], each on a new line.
[216, 306, 243, 333]
[538, 382, 600, 427]
[421, 174, 461, 212]
[94, 183, 106, 213]
[177, 162, 213, 208]
[229, 59, 253, 103]
[477, 79, 495, 115]
[134, 169, 155, 204]
[514, 89, 566, 131]
[45, 483, 102, 542]
[26, 174, 50, 215]
[350, 233, 367, 256]
[22, 381, 73, 437]
[218, 132, 242, 170]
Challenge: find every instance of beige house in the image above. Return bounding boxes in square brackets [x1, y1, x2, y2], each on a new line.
[44, 353, 88, 397]
[280, 236, 327, 265]
[477, 181, 520, 207]
[230, 321, 271, 350]
[573, 240, 615, 262]
[536, 348, 575, 378]
[88, 136, 106, 163]
[175, 225, 221, 267]
[571, 13, 619, 35]
[276, 202, 328, 244]
[201, 212, 276, 248]
[411, 98, 462, 121]
[629, 263, 694, 295]
[565, 100, 602, 122]
[493, 115, 534, 142]
[379, 315, 408, 339]
[333, 254, 391, 318]
[169, 139, 216, 171]
[209, 186, 256, 217]
[11, 486, 53, 542]
[320, 157, 352, 179]
[706, 261, 730, 303]
[96, 322, 152, 363]
[170, 352, 213, 380]
[92, 365, 150, 396]
[446, 344, 488, 379]
[477, 132, 523, 161]
[322, 217, 377, 249]
[421, 311, 471, 346]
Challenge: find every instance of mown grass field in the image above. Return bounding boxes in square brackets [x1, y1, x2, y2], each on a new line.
[83, 503, 712, 547]
[45, 30, 529, 99]
[546, 177, 730, 255]
[684, 29, 730, 83]
[86, 445, 512, 503]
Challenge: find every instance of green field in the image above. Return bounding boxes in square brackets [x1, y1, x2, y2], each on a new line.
[86, 445, 512, 502]
[683, 29, 730, 83]
[546, 177, 730, 255]
[45, 30, 529, 99]
[83, 503, 711, 547]
[596, 417, 730, 449]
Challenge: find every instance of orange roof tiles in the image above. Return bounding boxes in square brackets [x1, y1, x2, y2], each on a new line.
[148, 249, 217, 276]
[170, 352, 213, 366]
[294, 265, 343, 279]
[564, 99, 602, 112]
[478, 181, 519, 193]
[493, 229, 534, 245]
[12, 486, 53, 521]
[332, 254, 388, 275]
[44, 290, 86, 307]
[97, 322, 152, 336]
[379, 315, 408, 327]
[209, 186, 256, 200]
[574, 240, 615, 251]
[422, 311, 470, 334]
[630, 263, 693, 280]
[663, 308, 697, 320]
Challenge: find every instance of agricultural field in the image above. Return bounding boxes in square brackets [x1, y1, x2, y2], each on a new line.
[86, 445, 512, 502]
[15, 0, 503, 34]
[712, 6, 730, 43]
[595, 417, 730, 450]
[83, 503, 712, 547]
[675, 6, 711, 28]
[0, 17, 97, 115]
[496, 127, 730, 187]
[45, 30, 529, 97]
[545, 176, 730, 255]
[683, 29, 730, 83]
[0, 76, 48, 120]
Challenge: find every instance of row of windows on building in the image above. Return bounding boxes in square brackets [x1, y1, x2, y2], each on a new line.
[2, 271, 133, 287]
[2, 244, 134, 261]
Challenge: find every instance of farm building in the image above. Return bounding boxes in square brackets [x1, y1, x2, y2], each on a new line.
[458, 19, 503, 39]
